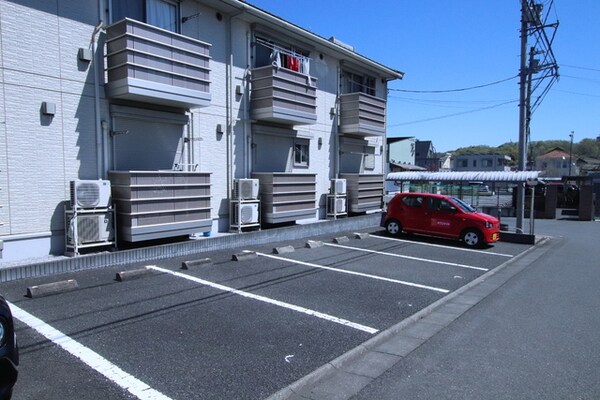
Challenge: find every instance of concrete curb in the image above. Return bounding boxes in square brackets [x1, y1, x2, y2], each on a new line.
[333, 236, 349, 244]
[232, 251, 258, 261]
[26, 279, 78, 298]
[306, 240, 324, 249]
[266, 236, 553, 400]
[115, 268, 152, 282]
[181, 258, 212, 269]
[273, 245, 295, 255]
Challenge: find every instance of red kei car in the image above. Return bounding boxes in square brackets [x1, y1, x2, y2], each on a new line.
[382, 193, 500, 247]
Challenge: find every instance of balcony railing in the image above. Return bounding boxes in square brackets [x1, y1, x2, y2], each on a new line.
[250, 65, 317, 125]
[339, 92, 387, 137]
[105, 18, 211, 108]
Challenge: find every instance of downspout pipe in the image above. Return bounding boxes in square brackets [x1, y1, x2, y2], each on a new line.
[226, 10, 244, 198]
[92, 18, 104, 179]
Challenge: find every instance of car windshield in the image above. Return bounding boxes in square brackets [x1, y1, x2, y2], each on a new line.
[451, 197, 477, 213]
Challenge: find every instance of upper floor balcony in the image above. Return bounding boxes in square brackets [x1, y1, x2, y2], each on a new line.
[339, 92, 387, 137]
[250, 65, 317, 126]
[105, 18, 211, 109]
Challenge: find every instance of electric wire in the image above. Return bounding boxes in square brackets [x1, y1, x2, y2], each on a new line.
[388, 75, 518, 93]
[388, 100, 518, 128]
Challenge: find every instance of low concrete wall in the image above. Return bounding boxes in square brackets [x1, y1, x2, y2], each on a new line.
[0, 214, 381, 283]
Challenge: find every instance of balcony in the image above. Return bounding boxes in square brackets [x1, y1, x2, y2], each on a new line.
[105, 18, 211, 109]
[339, 93, 387, 137]
[250, 66, 317, 125]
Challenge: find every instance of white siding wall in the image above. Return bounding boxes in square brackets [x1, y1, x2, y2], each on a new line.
[0, 0, 394, 259]
[0, 0, 99, 244]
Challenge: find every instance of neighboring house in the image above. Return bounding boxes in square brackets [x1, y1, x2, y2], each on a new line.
[535, 148, 581, 177]
[0, 0, 403, 261]
[415, 140, 440, 171]
[438, 153, 453, 172]
[453, 154, 512, 172]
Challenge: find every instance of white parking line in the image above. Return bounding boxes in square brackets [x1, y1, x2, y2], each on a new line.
[254, 251, 450, 294]
[146, 265, 379, 334]
[8, 302, 172, 400]
[324, 243, 489, 272]
[369, 234, 514, 258]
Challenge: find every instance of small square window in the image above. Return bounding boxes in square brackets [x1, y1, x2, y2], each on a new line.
[294, 140, 309, 167]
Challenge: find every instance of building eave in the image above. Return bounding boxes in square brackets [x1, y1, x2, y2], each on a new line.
[211, 0, 404, 80]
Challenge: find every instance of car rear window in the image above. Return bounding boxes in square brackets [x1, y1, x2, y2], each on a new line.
[401, 195, 424, 208]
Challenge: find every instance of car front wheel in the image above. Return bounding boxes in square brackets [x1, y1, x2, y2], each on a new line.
[385, 219, 402, 236]
[462, 229, 483, 247]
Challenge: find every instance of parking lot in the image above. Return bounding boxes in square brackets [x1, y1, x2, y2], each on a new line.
[1, 228, 533, 400]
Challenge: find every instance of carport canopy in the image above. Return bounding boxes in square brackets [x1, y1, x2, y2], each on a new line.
[387, 171, 540, 182]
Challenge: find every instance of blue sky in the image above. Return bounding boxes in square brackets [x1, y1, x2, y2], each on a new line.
[247, 1, 600, 152]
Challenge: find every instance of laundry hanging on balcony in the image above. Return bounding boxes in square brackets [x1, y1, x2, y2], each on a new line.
[266, 40, 313, 86]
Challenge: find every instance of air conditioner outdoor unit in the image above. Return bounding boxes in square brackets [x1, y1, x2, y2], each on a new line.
[328, 197, 347, 213]
[330, 179, 347, 195]
[70, 180, 112, 209]
[67, 213, 114, 245]
[234, 179, 259, 200]
[232, 203, 259, 225]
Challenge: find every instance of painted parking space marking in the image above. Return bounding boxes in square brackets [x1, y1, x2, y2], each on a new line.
[253, 251, 450, 294]
[9, 302, 172, 400]
[370, 234, 514, 258]
[146, 265, 379, 334]
[324, 243, 489, 272]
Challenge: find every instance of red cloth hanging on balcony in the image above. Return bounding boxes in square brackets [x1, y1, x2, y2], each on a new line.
[288, 56, 300, 72]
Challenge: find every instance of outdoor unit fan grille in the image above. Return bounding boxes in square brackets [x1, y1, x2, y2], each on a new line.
[234, 179, 259, 200]
[240, 205, 254, 223]
[70, 180, 111, 209]
[234, 203, 259, 224]
[75, 183, 100, 208]
[78, 215, 101, 242]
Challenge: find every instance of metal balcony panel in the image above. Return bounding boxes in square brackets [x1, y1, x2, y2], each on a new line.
[105, 19, 211, 108]
[251, 66, 317, 125]
[339, 92, 387, 137]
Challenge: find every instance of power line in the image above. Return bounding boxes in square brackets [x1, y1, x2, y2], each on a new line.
[560, 64, 600, 72]
[388, 75, 518, 93]
[388, 100, 518, 128]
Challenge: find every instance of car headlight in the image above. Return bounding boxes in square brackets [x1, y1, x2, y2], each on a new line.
[485, 221, 493, 229]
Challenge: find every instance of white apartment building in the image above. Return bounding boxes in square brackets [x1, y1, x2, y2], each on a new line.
[0, 0, 403, 261]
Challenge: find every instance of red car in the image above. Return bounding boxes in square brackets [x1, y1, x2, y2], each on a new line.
[382, 193, 500, 247]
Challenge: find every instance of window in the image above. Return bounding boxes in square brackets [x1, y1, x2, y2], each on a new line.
[294, 139, 309, 167]
[482, 159, 493, 167]
[472, 160, 477, 167]
[458, 159, 468, 168]
[111, 0, 179, 32]
[342, 71, 376, 96]
[402, 196, 424, 208]
[428, 198, 454, 212]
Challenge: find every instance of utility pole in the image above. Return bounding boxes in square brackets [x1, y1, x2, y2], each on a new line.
[516, 1, 529, 232]
[516, 0, 559, 233]
[568, 130, 574, 176]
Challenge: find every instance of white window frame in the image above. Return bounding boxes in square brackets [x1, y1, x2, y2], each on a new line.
[293, 139, 310, 167]
[109, 0, 180, 33]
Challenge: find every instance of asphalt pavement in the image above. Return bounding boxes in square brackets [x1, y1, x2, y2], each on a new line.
[272, 217, 600, 400]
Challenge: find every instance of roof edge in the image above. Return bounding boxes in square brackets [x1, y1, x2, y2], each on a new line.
[219, 0, 404, 80]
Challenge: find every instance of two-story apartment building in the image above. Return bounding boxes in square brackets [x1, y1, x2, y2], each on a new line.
[0, 0, 403, 260]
